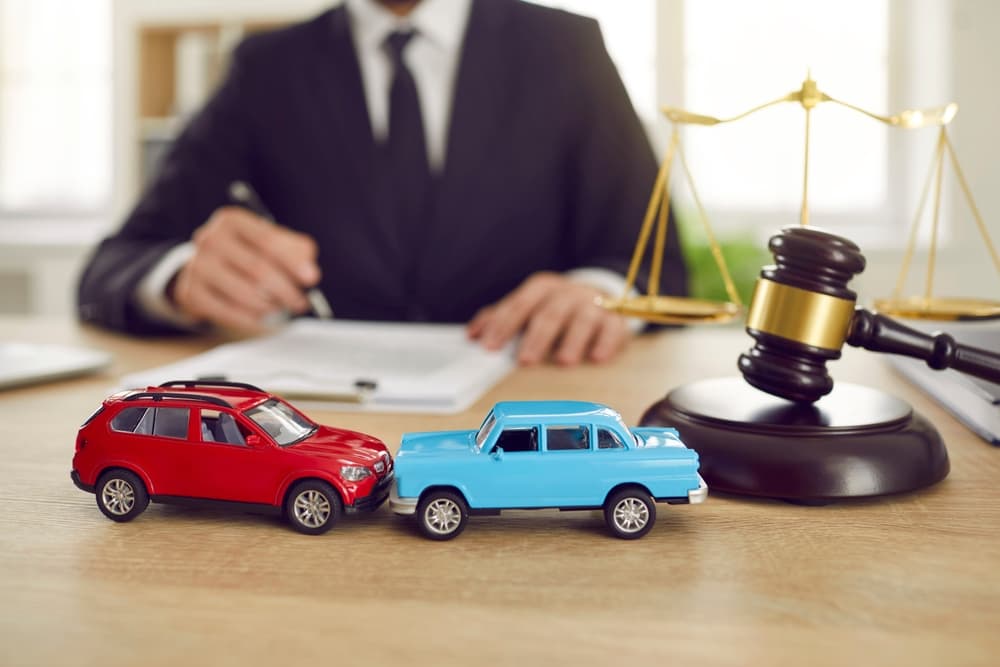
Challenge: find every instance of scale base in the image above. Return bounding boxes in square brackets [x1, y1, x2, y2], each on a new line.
[600, 295, 741, 325]
[642, 377, 949, 502]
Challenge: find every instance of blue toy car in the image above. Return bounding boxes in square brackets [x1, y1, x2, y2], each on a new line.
[389, 401, 707, 540]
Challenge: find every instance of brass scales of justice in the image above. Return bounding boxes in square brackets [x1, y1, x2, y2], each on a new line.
[606, 73, 1000, 502]
[602, 72, 1000, 325]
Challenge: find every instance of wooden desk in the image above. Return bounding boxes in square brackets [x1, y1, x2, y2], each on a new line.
[1, 317, 997, 666]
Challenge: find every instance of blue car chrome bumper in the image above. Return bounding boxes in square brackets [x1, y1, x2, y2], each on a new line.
[688, 475, 708, 504]
[389, 486, 417, 515]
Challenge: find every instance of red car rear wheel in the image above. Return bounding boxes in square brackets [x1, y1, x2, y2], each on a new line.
[96, 469, 149, 522]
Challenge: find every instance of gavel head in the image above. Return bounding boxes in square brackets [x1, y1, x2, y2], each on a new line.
[738, 226, 867, 403]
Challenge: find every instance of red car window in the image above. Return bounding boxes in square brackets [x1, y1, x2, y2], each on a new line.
[110, 406, 190, 439]
[198, 409, 248, 446]
[110, 407, 146, 433]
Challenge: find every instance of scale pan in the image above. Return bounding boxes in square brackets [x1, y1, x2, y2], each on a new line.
[600, 295, 742, 325]
[873, 296, 1000, 321]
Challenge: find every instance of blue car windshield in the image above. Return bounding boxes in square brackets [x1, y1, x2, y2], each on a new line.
[245, 398, 316, 447]
[475, 411, 497, 449]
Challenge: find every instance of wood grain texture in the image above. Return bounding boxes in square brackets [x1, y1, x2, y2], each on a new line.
[0, 317, 997, 667]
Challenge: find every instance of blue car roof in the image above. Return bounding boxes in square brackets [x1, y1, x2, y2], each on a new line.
[491, 400, 619, 422]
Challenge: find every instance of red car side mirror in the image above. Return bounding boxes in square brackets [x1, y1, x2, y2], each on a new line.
[245, 434, 264, 448]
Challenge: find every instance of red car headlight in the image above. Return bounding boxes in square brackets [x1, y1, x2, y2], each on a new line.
[340, 465, 372, 482]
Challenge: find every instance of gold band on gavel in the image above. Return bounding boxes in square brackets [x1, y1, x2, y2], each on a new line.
[745, 279, 857, 351]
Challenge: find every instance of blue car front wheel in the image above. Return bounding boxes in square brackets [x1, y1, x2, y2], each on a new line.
[417, 490, 468, 540]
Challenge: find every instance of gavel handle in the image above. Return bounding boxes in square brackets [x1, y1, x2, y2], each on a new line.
[847, 308, 1000, 384]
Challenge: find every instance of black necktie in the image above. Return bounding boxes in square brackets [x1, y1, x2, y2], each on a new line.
[383, 30, 433, 276]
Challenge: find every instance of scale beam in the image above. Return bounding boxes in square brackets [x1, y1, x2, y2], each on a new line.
[615, 73, 997, 323]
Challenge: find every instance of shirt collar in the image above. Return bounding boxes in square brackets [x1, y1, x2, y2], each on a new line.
[344, 0, 471, 55]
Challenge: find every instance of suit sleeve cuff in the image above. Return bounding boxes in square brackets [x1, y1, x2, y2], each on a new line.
[565, 267, 646, 334]
[134, 242, 202, 330]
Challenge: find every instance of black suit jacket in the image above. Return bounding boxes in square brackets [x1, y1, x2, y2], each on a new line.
[78, 0, 686, 334]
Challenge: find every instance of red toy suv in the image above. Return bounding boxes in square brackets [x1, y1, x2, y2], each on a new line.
[72, 380, 393, 534]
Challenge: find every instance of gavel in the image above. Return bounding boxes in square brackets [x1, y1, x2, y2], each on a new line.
[738, 226, 1000, 403]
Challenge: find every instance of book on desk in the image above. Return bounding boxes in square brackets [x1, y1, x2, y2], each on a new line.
[886, 320, 1000, 445]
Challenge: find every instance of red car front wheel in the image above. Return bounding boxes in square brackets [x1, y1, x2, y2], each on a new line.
[285, 480, 342, 535]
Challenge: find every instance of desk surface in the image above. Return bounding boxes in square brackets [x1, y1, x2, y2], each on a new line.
[1, 317, 998, 666]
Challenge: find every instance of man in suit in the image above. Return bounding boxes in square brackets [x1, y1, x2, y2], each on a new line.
[77, 0, 686, 365]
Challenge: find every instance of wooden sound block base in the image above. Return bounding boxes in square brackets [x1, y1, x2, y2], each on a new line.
[642, 377, 949, 503]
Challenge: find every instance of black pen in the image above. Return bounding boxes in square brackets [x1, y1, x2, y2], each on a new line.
[228, 181, 334, 319]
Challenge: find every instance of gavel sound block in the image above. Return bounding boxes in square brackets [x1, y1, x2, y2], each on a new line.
[642, 227, 999, 502]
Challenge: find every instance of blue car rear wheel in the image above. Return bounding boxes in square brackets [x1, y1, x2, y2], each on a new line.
[604, 488, 656, 539]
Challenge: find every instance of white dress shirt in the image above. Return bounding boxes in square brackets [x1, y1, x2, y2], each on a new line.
[345, 0, 471, 172]
[136, 0, 637, 327]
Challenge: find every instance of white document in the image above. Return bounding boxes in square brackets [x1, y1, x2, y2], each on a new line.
[119, 320, 515, 414]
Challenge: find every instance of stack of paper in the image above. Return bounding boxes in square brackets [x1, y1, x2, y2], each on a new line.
[119, 320, 514, 414]
[0, 342, 110, 390]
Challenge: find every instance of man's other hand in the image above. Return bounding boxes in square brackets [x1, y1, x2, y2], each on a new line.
[171, 207, 321, 332]
[467, 272, 632, 366]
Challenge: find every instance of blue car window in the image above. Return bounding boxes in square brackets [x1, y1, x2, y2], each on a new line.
[546, 425, 590, 451]
[492, 427, 538, 453]
[597, 428, 625, 450]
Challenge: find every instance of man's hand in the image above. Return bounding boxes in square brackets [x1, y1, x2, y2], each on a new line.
[170, 207, 321, 332]
[467, 272, 632, 365]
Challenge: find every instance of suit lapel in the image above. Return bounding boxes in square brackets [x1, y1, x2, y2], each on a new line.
[309, 7, 404, 264]
[417, 0, 512, 270]
[307, 3, 514, 294]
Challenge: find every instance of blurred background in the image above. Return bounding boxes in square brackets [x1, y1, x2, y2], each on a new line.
[0, 0, 996, 317]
